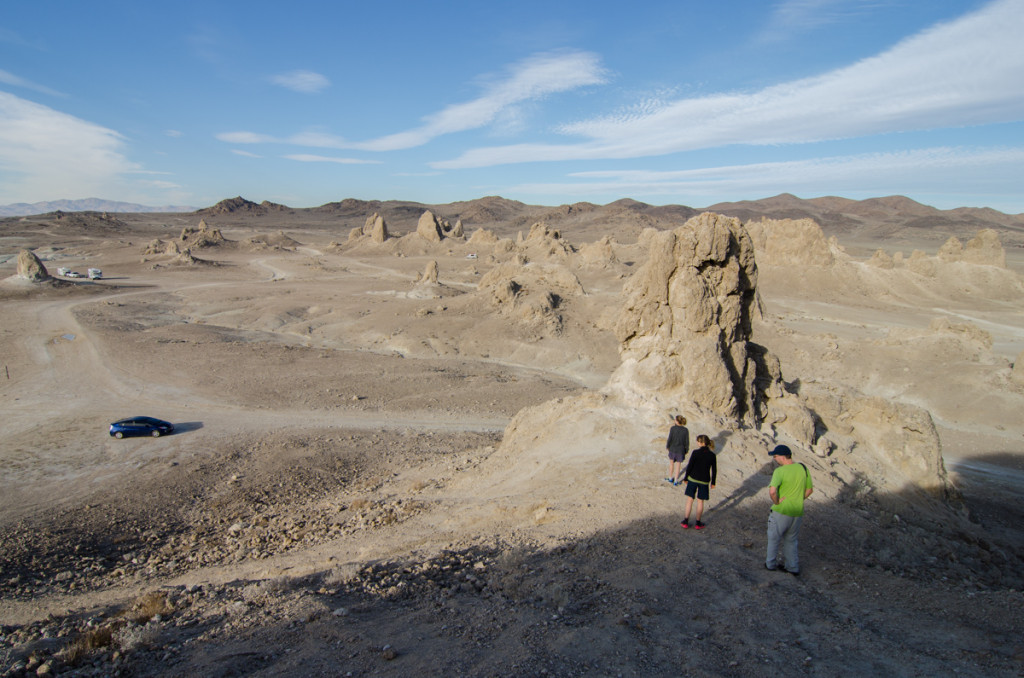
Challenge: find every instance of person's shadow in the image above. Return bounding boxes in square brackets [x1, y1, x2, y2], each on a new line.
[716, 460, 775, 512]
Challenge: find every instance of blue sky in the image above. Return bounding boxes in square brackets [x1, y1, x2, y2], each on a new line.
[2, 0, 1023, 212]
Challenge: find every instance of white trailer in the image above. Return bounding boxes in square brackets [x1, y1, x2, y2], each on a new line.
[87, 268, 102, 280]
[57, 267, 70, 276]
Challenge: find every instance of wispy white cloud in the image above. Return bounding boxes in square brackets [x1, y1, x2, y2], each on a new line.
[511, 146, 1024, 199]
[269, 70, 330, 94]
[435, 0, 1024, 169]
[284, 154, 380, 164]
[0, 92, 139, 202]
[231, 149, 262, 158]
[757, 0, 874, 43]
[164, 129, 184, 138]
[351, 50, 608, 151]
[140, 179, 182, 190]
[218, 50, 607, 153]
[216, 130, 348, 148]
[0, 69, 65, 97]
[217, 131, 278, 144]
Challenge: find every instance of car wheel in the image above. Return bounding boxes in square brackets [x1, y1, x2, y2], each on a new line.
[114, 431, 124, 439]
[151, 429, 161, 438]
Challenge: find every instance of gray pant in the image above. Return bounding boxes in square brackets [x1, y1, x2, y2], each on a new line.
[766, 511, 803, 573]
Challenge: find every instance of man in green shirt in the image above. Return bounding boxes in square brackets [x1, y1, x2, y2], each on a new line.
[765, 445, 813, 576]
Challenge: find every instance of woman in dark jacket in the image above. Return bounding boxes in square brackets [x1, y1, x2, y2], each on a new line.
[665, 415, 689, 485]
[680, 435, 717, 529]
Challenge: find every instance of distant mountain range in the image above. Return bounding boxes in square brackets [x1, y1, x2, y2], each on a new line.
[0, 198, 196, 217]
[5, 194, 1024, 245]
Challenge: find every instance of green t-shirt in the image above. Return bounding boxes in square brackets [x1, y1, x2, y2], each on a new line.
[770, 463, 813, 517]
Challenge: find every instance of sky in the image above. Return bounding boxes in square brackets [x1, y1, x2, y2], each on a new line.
[2, 0, 1023, 212]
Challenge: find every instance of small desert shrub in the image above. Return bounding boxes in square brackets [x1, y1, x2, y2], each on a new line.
[121, 591, 173, 624]
[324, 562, 361, 586]
[259, 576, 293, 595]
[114, 621, 161, 652]
[62, 626, 115, 665]
[348, 498, 373, 511]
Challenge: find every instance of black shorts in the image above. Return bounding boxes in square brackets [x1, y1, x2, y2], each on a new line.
[684, 481, 709, 500]
[668, 450, 687, 463]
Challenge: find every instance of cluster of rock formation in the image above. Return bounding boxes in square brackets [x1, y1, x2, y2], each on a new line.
[493, 212, 960, 505]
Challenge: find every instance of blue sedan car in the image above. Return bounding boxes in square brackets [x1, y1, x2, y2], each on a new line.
[109, 416, 174, 438]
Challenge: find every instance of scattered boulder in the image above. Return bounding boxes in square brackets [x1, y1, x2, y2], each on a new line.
[16, 250, 49, 281]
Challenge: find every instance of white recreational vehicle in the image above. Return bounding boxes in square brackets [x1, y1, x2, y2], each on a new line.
[87, 268, 102, 280]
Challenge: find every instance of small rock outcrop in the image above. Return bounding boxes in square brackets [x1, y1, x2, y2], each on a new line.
[367, 214, 389, 243]
[744, 217, 834, 267]
[937, 237, 964, 263]
[418, 260, 439, 284]
[416, 211, 444, 243]
[867, 249, 895, 269]
[962, 229, 1006, 267]
[936, 230, 1005, 267]
[17, 250, 49, 281]
[1013, 350, 1024, 387]
[578, 236, 619, 268]
[180, 220, 228, 249]
[477, 260, 583, 335]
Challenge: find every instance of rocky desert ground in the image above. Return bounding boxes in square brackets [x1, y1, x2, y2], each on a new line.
[1, 195, 1023, 677]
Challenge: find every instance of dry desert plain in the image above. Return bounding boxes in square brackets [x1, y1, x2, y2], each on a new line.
[1, 195, 1023, 677]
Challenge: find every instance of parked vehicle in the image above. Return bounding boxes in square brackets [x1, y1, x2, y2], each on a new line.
[57, 267, 70, 276]
[109, 416, 174, 438]
[66, 271, 83, 278]
[88, 268, 102, 279]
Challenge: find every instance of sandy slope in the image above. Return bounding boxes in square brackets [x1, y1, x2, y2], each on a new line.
[0, 211, 1022, 677]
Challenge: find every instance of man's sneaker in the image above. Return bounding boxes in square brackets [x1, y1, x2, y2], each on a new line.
[680, 519, 690, 529]
[787, 570, 800, 577]
[765, 564, 778, 571]
[694, 521, 705, 530]
[664, 477, 675, 484]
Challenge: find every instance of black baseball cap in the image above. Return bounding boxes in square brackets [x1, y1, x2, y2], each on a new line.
[769, 445, 792, 457]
